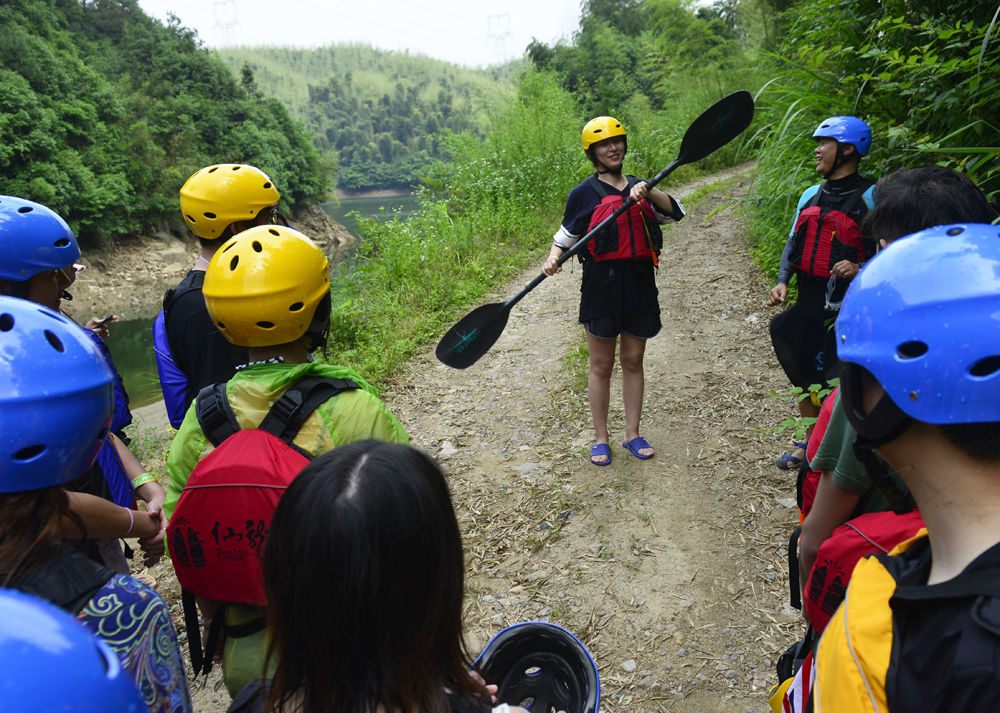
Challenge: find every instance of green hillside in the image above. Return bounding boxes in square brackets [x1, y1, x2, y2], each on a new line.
[0, 0, 325, 244]
[217, 45, 516, 191]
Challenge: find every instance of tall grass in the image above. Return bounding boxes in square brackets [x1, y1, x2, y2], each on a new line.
[745, 1, 1000, 281]
[322, 71, 583, 384]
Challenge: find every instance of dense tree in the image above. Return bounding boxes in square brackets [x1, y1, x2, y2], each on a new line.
[0, 0, 325, 244]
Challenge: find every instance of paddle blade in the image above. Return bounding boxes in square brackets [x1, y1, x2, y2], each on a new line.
[435, 302, 511, 369]
[676, 90, 755, 167]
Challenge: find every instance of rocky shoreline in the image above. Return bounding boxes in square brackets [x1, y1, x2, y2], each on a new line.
[65, 204, 354, 322]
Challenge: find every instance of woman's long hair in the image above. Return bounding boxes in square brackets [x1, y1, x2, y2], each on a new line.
[0, 488, 77, 586]
[263, 440, 483, 713]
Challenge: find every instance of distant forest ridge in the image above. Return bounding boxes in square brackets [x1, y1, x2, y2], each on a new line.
[217, 45, 520, 191]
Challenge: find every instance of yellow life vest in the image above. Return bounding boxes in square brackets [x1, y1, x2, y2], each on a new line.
[812, 530, 928, 712]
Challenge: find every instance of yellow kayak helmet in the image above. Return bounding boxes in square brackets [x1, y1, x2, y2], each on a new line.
[203, 225, 330, 348]
[581, 116, 626, 151]
[180, 164, 280, 240]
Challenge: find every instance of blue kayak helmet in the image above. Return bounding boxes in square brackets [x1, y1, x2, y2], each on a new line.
[0, 296, 113, 490]
[836, 223, 1000, 444]
[474, 622, 600, 713]
[0, 589, 147, 713]
[812, 116, 872, 157]
[0, 196, 79, 282]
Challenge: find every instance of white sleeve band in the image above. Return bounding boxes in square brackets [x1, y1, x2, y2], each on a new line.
[492, 704, 512, 713]
[553, 224, 578, 250]
[653, 196, 685, 224]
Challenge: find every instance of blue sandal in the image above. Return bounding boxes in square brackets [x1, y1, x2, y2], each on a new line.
[776, 441, 807, 471]
[622, 436, 654, 460]
[590, 443, 613, 466]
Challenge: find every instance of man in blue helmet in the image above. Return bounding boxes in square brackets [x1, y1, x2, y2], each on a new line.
[805, 223, 1000, 711]
[767, 116, 877, 470]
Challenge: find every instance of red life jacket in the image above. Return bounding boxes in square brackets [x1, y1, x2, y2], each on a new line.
[804, 508, 925, 635]
[790, 187, 870, 279]
[585, 175, 661, 263]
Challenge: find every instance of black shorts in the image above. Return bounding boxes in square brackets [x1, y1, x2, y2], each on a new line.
[583, 310, 661, 340]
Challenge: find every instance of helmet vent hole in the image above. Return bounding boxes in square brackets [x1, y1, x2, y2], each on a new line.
[54, 238, 70, 247]
[289, 302, 304, 312]
[252, 241, 263, 252]
[17, 206, 33, 214]
[516, 698, 535, 709]
[230, 256, 239, 271]
[204, 212, 217, 219]
[208, 166, 219, 173]
[222, 242, 237, 253]
[185, 214, 196, 223]
[13, 444, 46, 461]
[216, 322, 225, 330]
[263, 182, 272, 189]
[268, 228, 280, 236]
[970, 356, 1000, 378]
[896, 341, 928, 360]
[946, 226, 965, 236]
[0, 313, 13, 331]
[256, 321, 275, 329]
[524, 666, 541, 676]
[44, 330, 65, 352]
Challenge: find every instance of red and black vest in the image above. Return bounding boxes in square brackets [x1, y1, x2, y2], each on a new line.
[789, 181, 873, 279]
[584, 175, 662, 263]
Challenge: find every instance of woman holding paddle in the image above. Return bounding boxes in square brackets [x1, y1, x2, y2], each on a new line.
[542, 117, 684, 466]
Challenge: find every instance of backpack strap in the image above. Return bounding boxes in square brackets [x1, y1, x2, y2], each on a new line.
[12, 545, 114, 615]
[587, 173, 611, 198]
[182, 588, 209, 675]
[196, 382, 242, 448]
[788, 525, 803, 611]
[587, 173, 642, 199]
[257, 377, 359, 445]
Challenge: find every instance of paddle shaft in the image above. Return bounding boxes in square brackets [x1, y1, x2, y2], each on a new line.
[502, 156, 682, 312]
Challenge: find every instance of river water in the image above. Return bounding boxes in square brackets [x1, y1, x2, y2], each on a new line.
[107, 193, 419, 409]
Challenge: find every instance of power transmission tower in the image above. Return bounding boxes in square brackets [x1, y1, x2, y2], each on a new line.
[213, 0, 240, 46]
[487, 14, 511, 65]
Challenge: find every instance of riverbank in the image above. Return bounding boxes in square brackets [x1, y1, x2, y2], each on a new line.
[65, 204, 354, 321]
[331, 186, 412, 201]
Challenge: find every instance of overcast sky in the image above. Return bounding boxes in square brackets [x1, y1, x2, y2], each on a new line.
[136, 0, 583, 68]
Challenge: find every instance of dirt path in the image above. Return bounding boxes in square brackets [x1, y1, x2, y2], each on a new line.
[381, 170, 801, 712]
[135, 170, 804, 712]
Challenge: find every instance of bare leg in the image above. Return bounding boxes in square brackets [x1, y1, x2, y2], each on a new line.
[619, 333, 652, 457]
[587, 331, 616, 463]
[790, 398, 821, 460]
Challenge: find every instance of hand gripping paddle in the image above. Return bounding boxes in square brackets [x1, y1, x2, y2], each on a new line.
[435, 89, 755, 369]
